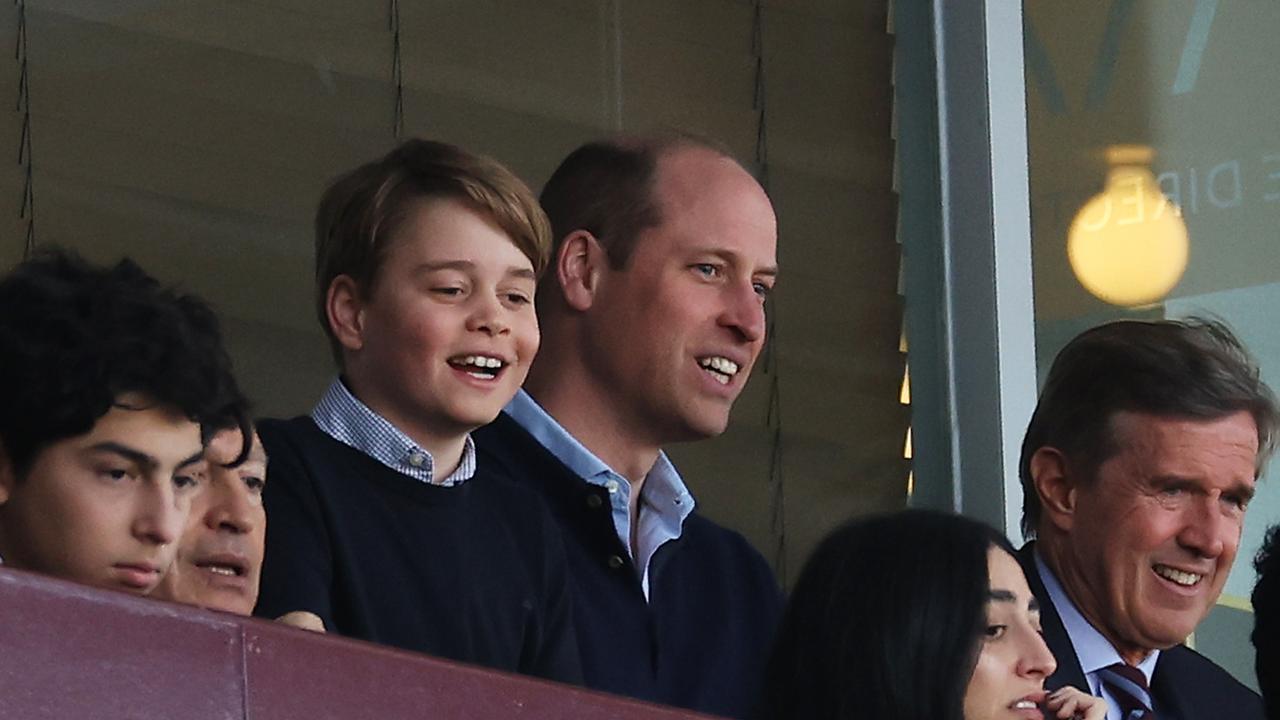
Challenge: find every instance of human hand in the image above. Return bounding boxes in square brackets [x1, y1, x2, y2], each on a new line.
[276, 610, 326, 632]
[1043, 686, 1106, 720]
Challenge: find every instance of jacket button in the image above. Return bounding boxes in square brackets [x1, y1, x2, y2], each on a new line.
[607, 555, 624, 569]
[586, 493, 603, 509]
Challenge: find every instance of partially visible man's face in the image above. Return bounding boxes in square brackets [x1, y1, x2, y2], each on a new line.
[1058, 410, 1258, 663]
[584, 146, 778, 444]
[0, 395, 204, 595]
[154, 428, 266, 615]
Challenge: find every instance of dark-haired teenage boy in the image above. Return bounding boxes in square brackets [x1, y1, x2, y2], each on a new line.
[0, 249, 250, 596]
[253, 139, 579, 682]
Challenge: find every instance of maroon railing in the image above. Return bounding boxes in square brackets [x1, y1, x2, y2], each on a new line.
[0, 567, 711, 719]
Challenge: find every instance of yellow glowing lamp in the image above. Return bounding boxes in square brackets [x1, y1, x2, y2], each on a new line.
[1067, 145, 1189, 307]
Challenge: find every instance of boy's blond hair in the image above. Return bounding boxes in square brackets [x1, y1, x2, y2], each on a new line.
[314, 139, 551, 364]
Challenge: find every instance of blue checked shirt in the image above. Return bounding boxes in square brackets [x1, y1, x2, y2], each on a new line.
[311, 377, 476, 487]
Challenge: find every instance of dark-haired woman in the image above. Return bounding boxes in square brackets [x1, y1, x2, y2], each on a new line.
[756, 510, 1104, 720]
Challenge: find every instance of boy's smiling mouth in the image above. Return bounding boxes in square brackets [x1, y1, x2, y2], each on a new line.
[448, 354, 507, 380]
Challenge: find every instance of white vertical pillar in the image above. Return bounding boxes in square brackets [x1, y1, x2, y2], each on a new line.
[898, 0, 1038, 538]
[981, 1, 1039, 538]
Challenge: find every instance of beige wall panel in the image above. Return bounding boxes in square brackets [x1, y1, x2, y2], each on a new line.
[621, 0, 754, 56]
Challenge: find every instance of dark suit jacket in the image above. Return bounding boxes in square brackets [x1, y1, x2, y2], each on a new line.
[1018, 543, 1264, 720]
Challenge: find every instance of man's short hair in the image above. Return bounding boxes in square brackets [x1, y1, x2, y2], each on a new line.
[1254, 525, 1280, 720]
[1019, 318, 1279, 538]
[537, 133, 739, 289]
[0, 248, 250, 477]
[314, 138, 551, 364]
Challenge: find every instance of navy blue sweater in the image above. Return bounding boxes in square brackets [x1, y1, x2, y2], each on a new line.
[474, 412, 783, 718]
[254, 416, 582, 684]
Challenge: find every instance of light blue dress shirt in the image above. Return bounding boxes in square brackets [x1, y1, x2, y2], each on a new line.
[311, 377, 476, 486]
[1035, 552, 1159, 720]
[503, 389, 694, 600]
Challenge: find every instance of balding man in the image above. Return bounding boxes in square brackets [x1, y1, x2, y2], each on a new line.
[475, 136, 782, 717]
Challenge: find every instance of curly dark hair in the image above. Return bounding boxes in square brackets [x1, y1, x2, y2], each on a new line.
[0, 248, 251, 476]
[1255, 525, 1280, 720]
[756, 510, 1016, 720]
[1019, 318, 1279, 538]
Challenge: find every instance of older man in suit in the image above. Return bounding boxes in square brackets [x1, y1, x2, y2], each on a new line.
[1018, 318, 1277, 719]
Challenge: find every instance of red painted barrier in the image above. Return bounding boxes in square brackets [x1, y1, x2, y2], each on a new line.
[0, 567, 714, 719]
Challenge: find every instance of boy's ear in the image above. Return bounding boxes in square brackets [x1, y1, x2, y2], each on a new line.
[326, 275, 366, 352]
[556, 230, 605, 312]
[1030, 446, 1077, 533]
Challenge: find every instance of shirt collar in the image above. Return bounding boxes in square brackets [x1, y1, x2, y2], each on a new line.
[503, 389, 696, 598]
[639, 452, 689, 514]
[502, 388, 696, 515]
[504, 389, 694, 503]
[311, 377, 476, 486]
[1035, 550, 1160, 683]
[504, 388, 624, 484]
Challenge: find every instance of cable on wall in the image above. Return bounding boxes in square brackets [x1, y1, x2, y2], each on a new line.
[389, 0, 404, 138]
[752, 0, 786, 586]
[15, 0, 35, 256]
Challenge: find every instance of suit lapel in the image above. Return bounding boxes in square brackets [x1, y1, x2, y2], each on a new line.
[1147, 646, 1198, 720]
[1017, 542, 1090, 693]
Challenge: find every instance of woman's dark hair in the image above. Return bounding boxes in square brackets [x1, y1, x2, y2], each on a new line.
[0, 248, 251, 475]
[756, 510, 1016, 720]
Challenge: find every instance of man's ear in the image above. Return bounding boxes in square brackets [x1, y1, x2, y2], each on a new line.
[556, 230, 605, 312]
[1030, 446, 1077, 532]
[325, 275, 366, 353]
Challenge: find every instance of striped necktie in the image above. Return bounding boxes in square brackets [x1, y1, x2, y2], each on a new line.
[1098, 663, 1155, 720]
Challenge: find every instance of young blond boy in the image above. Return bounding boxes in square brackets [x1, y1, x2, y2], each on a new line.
[254, 140, 579, 682]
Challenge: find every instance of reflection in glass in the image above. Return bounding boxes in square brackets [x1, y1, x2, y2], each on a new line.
[1067, 145, 1188, 307]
